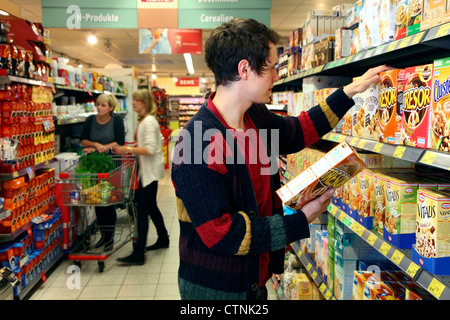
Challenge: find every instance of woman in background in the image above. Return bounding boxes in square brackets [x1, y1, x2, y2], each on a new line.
[80, 94, 125, 251]
[114, 89, 168, 265]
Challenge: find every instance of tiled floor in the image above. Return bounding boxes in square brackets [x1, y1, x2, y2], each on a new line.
[27, 169, 278, 300]
[28, 170, 181, 300]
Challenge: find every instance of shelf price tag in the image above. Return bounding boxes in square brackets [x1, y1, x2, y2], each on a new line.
[311, 270, 317, 280]
[379, 242, 391, 256]
[406, 262, 421, 279]
[328, 204, 338, 216]
[306, 263, 312, 271]
[435, 23, 450, 38]
[398, 36, 411, 49]
[420, 151, 437, 165]
[357, 139, 366, 149]
[367, 233, 378, 246]
[350, 137, 358, 145]
[391, 250, 405, 265]
[319, 283, 326, 293]
[427, 278, 446, 299]
[324, 290, 332, 300]
[352, 222, 365, 236]
[393, 146, 406, 158]
[373, 142, 383, 153]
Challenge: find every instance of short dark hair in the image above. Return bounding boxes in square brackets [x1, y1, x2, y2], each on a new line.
[205, 18, 280, 86]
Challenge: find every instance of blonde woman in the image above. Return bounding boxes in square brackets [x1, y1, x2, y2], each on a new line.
[114, 89, 168, 265]
[80, 93, 125, 251]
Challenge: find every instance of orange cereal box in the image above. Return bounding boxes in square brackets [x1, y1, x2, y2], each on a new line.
[277, 141, 367, 210]
[402, 64, 433, 148]
[378, 69, 406, 144]
[431, 57, 450, 152]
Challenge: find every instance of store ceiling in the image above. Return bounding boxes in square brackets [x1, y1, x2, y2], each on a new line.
[8, 0, 348, 78]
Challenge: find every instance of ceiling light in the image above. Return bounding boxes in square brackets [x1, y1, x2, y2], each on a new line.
[78, 64, 83, 68]
[87, 34, 97, 44]
[172, 77, 178, 83]
[151, 74, 157, 80]
[184, 53, 195, 75]
[0, 10, 10, 16]
[64, 57, 69, 64]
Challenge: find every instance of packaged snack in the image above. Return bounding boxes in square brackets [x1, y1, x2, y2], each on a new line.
[385, 175, 418, 235]
[373, 172, 388, 235]
[416, 189, 450, 258]
[395, 0, 409, 39]
[379, 0, 397, 44]
[431, 57, 450, 152]
[406, 0, 424, 35]
[363, 84, 379, 140]
[277, 141, 367, 210]
[421, 0, 446, 30]
[402, 64, 433, 148]
[378, 69, 406, 144]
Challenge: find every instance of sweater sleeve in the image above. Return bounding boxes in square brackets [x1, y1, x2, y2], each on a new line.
[80, 115, 94, 141]
[252, 87, 354, 155]
[172, 149, 310, 256]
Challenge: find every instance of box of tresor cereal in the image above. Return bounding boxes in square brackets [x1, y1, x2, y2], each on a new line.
[402, 64, 433, 148]
[431, 57, 450, 152]
[416, 189, 450, 258]
[277, 141, 367, 210]
[378, 69, 406, 144]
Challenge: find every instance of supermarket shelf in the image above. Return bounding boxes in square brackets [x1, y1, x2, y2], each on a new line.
[328, 203, 450, 300]
[0, 209, 11, 223]
[321, 132, 450, 169]
[0, 221, 32, 243]
[321, 132, 423, 161]
[0, 75, 55, 89]
[274, 22, 450, 86]
[14, 250, 64, 300]
[0, 158, 57, 180]
[291, 242, 336, 300]
[55, 84, 127, 98]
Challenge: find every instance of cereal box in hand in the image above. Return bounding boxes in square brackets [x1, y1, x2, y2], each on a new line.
[276, 141, 367, 210]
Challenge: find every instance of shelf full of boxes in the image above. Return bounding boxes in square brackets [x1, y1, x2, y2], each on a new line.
[273, 0, 450, 301]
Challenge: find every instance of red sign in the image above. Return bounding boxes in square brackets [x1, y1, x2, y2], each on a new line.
[139, 28, 202, 54]
[176, 78, 200, 87]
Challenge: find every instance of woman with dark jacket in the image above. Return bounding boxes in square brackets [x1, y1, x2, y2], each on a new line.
[80, 94, 125, 251]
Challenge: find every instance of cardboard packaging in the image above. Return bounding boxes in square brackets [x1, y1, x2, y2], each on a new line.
[277, 141, 367, 210]
[378, 69, 406, 144]
[431, 57, 450, 152]
[402, 64, 433, 148]
[420, 0, 446, 30]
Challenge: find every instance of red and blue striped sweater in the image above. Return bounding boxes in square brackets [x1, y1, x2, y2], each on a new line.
[171, 87, 354, 300]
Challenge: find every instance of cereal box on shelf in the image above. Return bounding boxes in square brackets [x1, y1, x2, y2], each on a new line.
[378, 69, 406, 144]
[406, 0, 424, 35]
[384, 175, 418, 247]
[402, 64, 433, 148]
[373, 172, 388, 236]
[352, 90, 365, 137]
[363, 84, 379, 140]
[395, 0, 409, 39]
[431, 57, 450, 152]
[276, 141, 367, 210]
[420, 0, 446, 30]
[416, 189, 450, 258]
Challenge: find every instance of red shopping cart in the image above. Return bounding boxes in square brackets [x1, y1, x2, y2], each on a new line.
[58, 154, 137, 272]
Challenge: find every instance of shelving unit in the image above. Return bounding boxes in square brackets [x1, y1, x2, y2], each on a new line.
[273, 21, 450, 301]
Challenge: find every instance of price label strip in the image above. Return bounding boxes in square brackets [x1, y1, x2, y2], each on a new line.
[420, 151, 437, 165]
[427, 278, 446, 299]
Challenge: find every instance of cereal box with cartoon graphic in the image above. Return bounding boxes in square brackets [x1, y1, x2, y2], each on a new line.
[277, 141, 367, 210]
[402, 64, 433, 148]
[378, 69, 406, 144]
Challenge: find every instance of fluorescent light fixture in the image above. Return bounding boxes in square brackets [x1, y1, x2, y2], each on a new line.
[88, 34, 97, 44]
[0, 10, 9, 16]
[184, 53, 195, 74]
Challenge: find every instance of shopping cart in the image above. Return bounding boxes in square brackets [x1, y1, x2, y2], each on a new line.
[58, 154, 137, 272]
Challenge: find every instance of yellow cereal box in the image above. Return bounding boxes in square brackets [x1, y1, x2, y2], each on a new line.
[378, 69, 406, 144]
[416, 189, 450, 258]
[277, 141, 367, 210]
[373, 172, 388, 235]
[431, 57, 450, 152]
[294, 273, 313, 300]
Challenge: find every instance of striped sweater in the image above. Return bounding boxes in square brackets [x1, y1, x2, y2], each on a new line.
[171, 87, 354, 300]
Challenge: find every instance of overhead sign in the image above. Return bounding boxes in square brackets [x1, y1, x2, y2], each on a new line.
[41, 0, 138, 29]
[178, 0, 271, 9]
[139, 28, 202, 54]
[176, 78, 200, 86]
[178, 9, 271, 29]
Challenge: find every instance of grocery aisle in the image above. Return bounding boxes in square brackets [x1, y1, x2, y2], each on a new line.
[28, 170, 181, 300]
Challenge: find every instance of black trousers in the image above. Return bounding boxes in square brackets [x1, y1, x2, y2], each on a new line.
[134, 180, 168, 253]
[95, 205, 117, 240]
